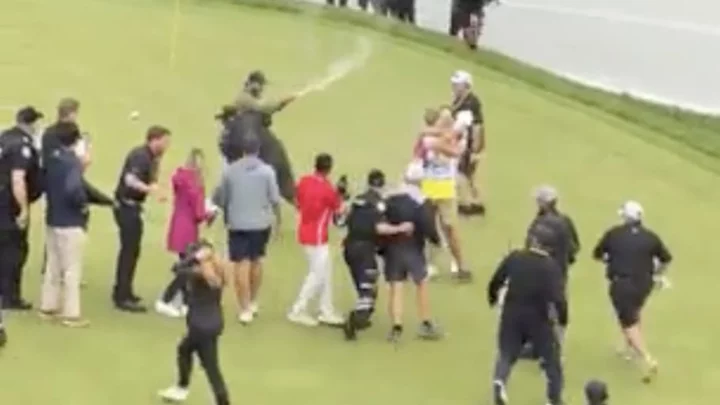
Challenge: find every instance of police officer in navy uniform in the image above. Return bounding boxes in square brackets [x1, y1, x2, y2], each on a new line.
[112, 126, 171, 313]
[342, 169, 414, 340]
[487, 224, 567, 405]
[0, 106, 44, 312]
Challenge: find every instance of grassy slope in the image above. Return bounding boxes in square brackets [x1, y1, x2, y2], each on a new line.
[0, 0, 719, 404]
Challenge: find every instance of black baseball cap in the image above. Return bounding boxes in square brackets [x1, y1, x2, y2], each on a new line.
[214, 105, 238, 121]
[367, 169, 386, 188]
[16, 106, 44, 125]
[246, 70, 268, 85]
[585, 380, 608, 404]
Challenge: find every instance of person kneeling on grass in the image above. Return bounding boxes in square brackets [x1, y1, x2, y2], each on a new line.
[156, 148, 218, 318]
[383, 162, 444, 344]
[159, 240, 230, 405]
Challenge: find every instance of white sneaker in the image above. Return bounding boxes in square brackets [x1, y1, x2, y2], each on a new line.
[238, 311, 254, 325]
[155, 300, 182, 318]
[158, 386, 189, 402]
[287, 311, 319, 327]
[450, 260, 460, 274]
[318, 312, 345, 326]
[427, 265, 439, 278]
[250, 302, 259, 315]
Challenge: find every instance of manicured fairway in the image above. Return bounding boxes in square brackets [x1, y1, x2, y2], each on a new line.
[0, 1, 719, 404]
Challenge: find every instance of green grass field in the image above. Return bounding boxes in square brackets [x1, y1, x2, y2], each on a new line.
[1, 0, 720, 404]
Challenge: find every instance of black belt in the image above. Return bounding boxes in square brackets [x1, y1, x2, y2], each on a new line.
[116, 199, 143, 208]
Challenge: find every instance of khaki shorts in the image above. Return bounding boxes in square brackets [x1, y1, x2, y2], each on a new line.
[434, 198, 458, 227]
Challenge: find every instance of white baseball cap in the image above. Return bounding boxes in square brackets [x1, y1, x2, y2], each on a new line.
[618, 200, 643, 221]
[450, 70, 473, 86]
[533, 185, 558, 204]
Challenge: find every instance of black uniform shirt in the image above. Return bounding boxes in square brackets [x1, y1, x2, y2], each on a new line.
[526, 210, 580, 273]
[452, 91, 483, 125]
[41, 122, 65, 165]
[0, 126, 43, 227]
[344, 189, 384, 245]
[114, 145, 157, 204]
[487, 249, 568, 326]
[592, 223, 672, 284]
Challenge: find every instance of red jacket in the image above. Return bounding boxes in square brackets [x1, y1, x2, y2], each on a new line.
[166, 167, 210, 254]
[296, 173, 342, 245]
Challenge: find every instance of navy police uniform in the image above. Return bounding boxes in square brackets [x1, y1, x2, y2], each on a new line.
[0, 121, 43, 310]
[487, 226, 567, 405]
[342, 185, 385, 340]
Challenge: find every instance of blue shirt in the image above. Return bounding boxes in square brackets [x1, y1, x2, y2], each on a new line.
[45, 148, 87, 228]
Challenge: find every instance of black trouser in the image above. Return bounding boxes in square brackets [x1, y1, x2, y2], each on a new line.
[113, 204, 144, 303]
[493, 309, 564, 404]
[521, 270, 568, 359]
[343, 242, 379, 330]
[177, 328, 229, 405]
[0, 228, 29, 305]
[161, 253, 189, 305]
[449, 5, 480, 36]
[390, 0, 415, 23]
[259, 132, 296, 206]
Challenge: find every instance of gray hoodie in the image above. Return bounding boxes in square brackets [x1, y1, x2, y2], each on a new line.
[213, 155, 280, 231]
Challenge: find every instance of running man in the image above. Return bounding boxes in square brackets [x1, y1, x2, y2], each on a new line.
[592, 201, 672, 383]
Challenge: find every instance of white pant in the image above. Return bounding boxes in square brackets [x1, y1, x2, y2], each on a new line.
[291, 244, 334, 316]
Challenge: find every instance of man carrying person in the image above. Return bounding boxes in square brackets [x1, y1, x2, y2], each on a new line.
[0, 106, 45, 311]
[450, 70, 486, 216]
[592, 201, 672, 383]
[341, 169, 413, 340]
[419, 107, 473, 281]
[383, 161, 444, 343]
[487, 224, 567, 405]
[112, 126, 171, 313]
[213, 135, 280, 325]
[233, 70, 298, 205]
[287, 153, 346, 327]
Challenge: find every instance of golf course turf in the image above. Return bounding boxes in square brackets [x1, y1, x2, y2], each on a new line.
[1, 0, 719, 404]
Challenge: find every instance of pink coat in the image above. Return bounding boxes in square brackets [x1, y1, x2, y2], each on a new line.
[166, 167, 208, 254]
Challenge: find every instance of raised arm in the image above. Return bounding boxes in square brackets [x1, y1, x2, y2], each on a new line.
[487, 252, 513, 306]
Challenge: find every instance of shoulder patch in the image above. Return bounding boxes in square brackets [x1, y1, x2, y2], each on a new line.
[376, 202, 386, 213]
[21, 146, 31, 158]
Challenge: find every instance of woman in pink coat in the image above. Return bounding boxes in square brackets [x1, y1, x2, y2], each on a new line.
[155, 148, 216, 318]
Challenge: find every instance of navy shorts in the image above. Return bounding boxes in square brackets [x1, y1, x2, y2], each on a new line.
[227, 229, 271, 262]
[383, 246, 427, 285]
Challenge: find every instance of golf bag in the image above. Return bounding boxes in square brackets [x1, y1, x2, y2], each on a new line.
[222, 110, 296, 205]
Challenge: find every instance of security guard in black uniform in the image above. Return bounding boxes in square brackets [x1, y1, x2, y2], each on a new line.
[112, 125, 171, 313]
[0, 106, 44, 312]
[487, 225, 567, 405]
[341, 169, 413, 340]
[520, 185, 579, 360]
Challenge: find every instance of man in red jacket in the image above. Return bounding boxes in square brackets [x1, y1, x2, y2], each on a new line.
[287, 153, 347, 327]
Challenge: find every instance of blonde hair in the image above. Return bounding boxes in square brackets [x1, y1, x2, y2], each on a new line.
[186, 148, 205, 185]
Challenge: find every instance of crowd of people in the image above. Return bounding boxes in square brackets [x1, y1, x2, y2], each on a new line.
[324, 0, 497, 50]
[0, 66, 673, 405]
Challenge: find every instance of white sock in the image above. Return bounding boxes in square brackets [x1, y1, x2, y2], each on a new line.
[450, 260, 460, 273]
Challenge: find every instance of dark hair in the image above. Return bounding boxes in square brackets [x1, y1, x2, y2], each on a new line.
[146, 125, 171, 142]
[367, 169, 385, 188]
[314, 153, 333, 174]
[56, 122, 81, 147]
[242, 134, 261, 155]
[58, 98, 80, 119]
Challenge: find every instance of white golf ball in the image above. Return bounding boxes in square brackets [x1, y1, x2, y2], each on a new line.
[129, 111, 140, 120]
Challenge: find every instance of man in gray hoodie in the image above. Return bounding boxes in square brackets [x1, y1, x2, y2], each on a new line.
[213, 135, 280, 325]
